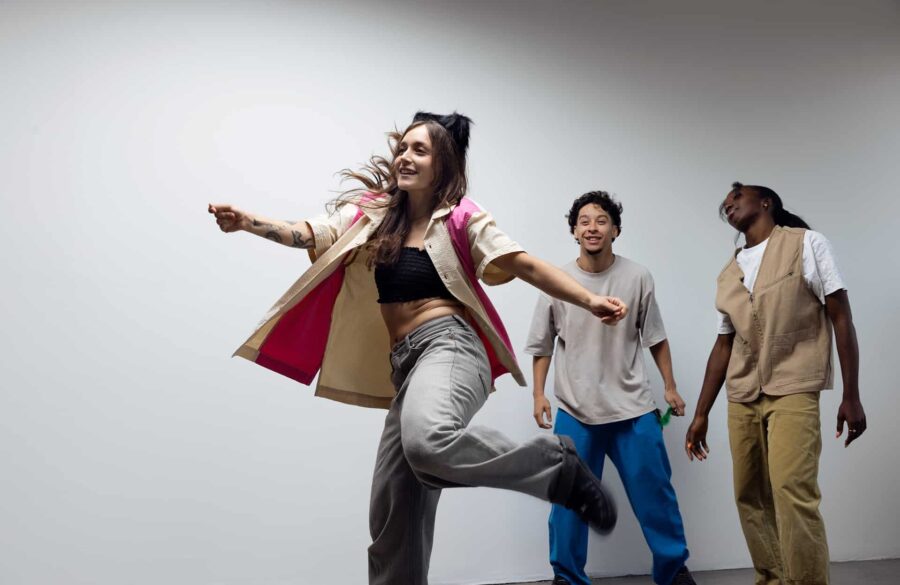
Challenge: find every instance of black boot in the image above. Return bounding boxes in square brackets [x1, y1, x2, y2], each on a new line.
[551, 435, 617, 534]
[672, 566, 697, 585]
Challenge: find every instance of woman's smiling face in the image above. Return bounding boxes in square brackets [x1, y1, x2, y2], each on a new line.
[395, 124, 436, 195]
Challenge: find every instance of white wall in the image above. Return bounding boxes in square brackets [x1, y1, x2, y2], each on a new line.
[1, 1, 898, 583]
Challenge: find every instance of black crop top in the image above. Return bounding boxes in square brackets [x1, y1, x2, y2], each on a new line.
[374, 247, 455, 304]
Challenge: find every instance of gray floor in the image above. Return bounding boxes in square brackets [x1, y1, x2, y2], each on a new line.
[501, 558, 898, 584]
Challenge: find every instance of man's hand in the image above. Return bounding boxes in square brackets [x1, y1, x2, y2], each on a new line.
[533, 395, 553, 429]
[685, 415, 710, 461]
[836, 398, 867, 447]
[664, 386, 686, 417]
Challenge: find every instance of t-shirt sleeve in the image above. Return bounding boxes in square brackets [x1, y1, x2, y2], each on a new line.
[717, 311, 736, 334]
[524, 294, 557, 356]
[466, 210, 526, 286]
[805, 231, 847, 302]
[638, 270, 668, 348]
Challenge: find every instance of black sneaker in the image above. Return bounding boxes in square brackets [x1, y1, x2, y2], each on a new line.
[672, 566, 697, 585]
[557, 435, 617, 534]
[551, 576, 571, 585]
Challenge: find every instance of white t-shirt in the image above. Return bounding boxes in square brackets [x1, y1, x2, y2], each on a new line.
[717, 230, 846, 334]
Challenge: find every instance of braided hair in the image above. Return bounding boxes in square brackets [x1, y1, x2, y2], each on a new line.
[721, 182, 811, 229]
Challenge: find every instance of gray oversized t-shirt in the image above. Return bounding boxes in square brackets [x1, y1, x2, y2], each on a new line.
[524, 257, 667, 424]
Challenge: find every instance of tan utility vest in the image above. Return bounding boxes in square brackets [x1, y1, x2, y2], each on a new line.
[716, 226, 833, 402]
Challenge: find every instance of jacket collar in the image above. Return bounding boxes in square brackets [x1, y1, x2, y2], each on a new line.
[358, 194, 457, 223]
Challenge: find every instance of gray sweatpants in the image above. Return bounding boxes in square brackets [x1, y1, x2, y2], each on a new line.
[368, 315, 569, 585]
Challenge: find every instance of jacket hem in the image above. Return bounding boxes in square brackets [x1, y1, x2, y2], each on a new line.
[315, 385, 394, 409]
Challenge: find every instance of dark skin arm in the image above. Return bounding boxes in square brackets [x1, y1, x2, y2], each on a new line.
[685, 333, 734, 461]
[825, 289, 867, 447]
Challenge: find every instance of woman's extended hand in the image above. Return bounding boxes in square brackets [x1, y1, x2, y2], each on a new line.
[208, 203, 250, 233]
[588, 295, 628, 325]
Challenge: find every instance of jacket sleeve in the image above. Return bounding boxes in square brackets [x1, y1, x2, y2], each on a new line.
[466, 210, 525, 286]
[305, 202, 360, 262]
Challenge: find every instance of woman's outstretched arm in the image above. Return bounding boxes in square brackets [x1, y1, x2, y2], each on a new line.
[208, 203, 315, 249]
[492, 251, 627, 324]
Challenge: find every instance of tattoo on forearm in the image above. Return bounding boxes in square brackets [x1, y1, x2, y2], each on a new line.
[291, 230, 312, 249]
[252, 218, 309, 247]
[253, 218, 286, 230]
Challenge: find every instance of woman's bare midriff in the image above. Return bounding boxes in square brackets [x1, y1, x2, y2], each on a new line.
[381, 297, 467, 345]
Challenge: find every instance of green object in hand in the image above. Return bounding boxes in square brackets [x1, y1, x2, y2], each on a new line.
[659, 406, 674, 428]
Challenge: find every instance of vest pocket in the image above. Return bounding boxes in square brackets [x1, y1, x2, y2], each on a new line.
[767, 326, 824, 386]
[726, 337, 757, 398]
[757, 269, 799, 294]
[769, 326, 816, 354]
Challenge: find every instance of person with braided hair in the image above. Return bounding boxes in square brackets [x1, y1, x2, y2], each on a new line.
[685, 182, 867, 585]
[208, 112, 627, 584]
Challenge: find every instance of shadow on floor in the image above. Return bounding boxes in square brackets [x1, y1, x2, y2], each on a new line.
[500, 558, 898, 584]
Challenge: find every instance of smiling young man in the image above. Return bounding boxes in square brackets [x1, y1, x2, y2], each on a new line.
[525, 191, 695, 585]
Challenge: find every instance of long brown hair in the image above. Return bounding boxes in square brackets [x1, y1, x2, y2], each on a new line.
[335, 116, 470, 266]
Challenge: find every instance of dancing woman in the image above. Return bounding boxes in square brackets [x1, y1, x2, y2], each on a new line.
[209, 112, 625, 584]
